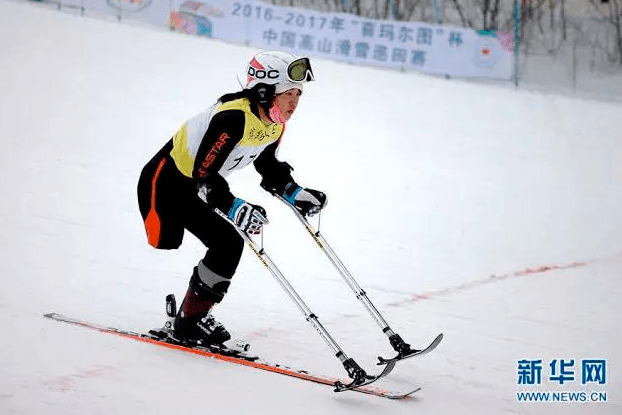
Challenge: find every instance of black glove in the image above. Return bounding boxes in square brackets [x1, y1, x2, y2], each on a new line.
[227, 198, 268, 235]
[283, 183, 327, 216]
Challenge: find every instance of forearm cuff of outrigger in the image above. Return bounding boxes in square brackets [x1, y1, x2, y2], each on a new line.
[283, 182, 302, 204]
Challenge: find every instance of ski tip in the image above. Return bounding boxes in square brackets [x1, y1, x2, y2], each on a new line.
[431, 333, 444, 349]
[431, 333, 444, 347]
[387, 386, 422, 399]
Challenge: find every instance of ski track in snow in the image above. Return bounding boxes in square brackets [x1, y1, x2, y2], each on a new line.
[386, 259, 591, 307]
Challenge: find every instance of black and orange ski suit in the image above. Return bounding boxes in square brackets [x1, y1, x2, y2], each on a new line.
[137, 97, 295, 301]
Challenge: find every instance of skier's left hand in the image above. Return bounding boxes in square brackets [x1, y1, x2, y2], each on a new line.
[283, 184, 327, 216]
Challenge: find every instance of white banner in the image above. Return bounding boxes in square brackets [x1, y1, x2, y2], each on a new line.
[53, 0, 514, 79]
[168, 0, 514, 79]
[55, 0, 171, 25]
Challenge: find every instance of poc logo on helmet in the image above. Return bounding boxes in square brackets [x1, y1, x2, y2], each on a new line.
[248, 67, 279, 80]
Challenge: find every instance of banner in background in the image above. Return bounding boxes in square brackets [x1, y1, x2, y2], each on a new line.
[54, 0, 171, 26]
[168, 0, 514, 79]
[49, 0, 514, 79]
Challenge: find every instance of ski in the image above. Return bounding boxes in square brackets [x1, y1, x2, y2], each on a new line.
[43, 313, 420, 399]
[377, 333, 444, 365]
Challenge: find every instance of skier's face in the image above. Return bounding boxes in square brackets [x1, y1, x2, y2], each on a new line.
[273, 88, 301, 121]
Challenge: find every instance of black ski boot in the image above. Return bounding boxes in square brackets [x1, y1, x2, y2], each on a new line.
[173, 269, 231, 345]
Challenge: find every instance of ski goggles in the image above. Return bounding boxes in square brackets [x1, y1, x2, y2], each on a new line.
[287, 58, 315, 83]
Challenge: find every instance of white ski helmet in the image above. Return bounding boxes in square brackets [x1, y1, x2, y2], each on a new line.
[245, 51, 314, 94]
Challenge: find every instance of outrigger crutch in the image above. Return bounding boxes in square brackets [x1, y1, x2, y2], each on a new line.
[276, 196, 443, 364]
[215, 209, 395, 390]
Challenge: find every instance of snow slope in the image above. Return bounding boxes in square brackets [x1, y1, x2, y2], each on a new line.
[0, 1, 621, 414]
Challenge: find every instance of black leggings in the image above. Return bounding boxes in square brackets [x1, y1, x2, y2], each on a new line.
[137, 143, 244, 287]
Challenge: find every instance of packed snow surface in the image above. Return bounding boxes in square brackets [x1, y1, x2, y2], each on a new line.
[0, 1, 620, 414]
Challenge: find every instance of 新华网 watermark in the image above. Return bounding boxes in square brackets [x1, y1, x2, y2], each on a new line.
[516, 358, 608, 403]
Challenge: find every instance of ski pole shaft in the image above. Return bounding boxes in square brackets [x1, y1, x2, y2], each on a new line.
[214, 209, 367, 379]
[279, 199, 404, 344]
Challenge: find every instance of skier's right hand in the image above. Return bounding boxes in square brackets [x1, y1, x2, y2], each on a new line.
[227, 198, 269, 235]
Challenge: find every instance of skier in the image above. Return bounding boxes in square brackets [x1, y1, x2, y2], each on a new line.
[137, 51, 327, 345]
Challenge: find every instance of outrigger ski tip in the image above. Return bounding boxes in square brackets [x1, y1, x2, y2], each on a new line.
[387, 386, 423, 400]
[377, 333, 444, 365]
[334, 360, 397, 392]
